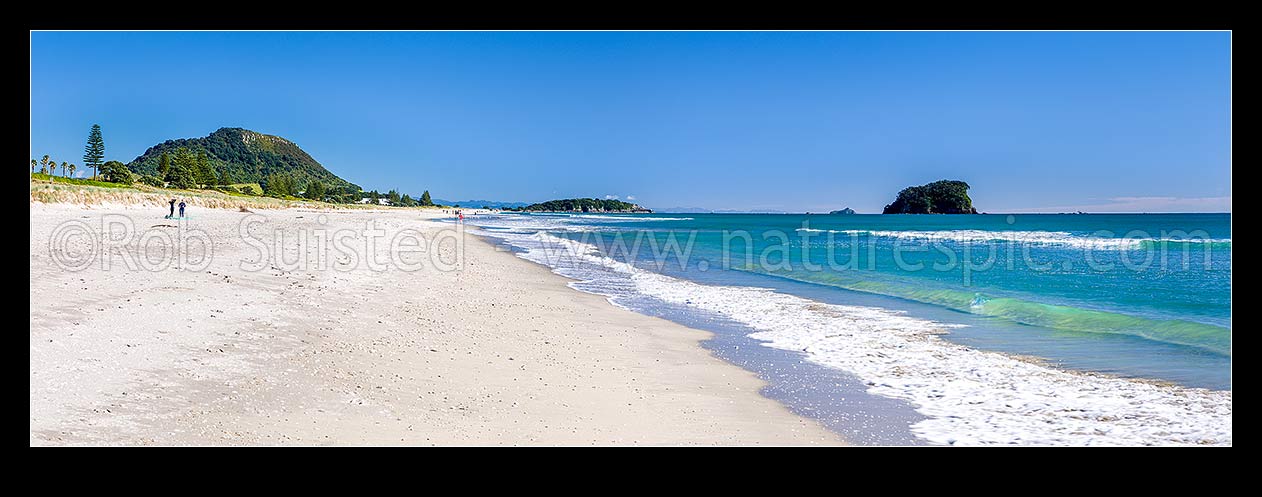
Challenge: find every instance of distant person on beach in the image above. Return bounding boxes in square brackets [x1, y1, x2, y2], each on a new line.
[178, 201, 186, 218]
[168, 199, 176, 218]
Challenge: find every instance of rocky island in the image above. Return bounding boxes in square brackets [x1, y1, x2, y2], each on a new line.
[882, 180, 978, 214]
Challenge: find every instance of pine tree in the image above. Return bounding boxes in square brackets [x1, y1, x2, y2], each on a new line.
[83, 124, 105, 180]
[166, 147, 198, 189]
[158, 152, 171, 181]
[420, 190, 433, 206]
[194, 150, 216, 187]
[305, 181, 326, 201]
[264, 173, 296, 197]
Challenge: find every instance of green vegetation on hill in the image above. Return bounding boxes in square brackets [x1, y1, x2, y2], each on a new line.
[127, 127, 360, 194]
[882, 180, 979, 214]
[36, 124, 441, 209]
[229, 183, 263, 195]
[511, 198, 649, 212]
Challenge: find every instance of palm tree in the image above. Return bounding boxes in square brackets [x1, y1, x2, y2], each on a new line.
[40, 155, 50, 175]
[60, 161, 68, 178]
[31, 159, 37, 175]
[68, 163, 76, 179]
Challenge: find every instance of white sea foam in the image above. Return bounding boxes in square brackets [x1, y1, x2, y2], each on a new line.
[498, 231, 1233, 446]
[796, 228, 1231, 250]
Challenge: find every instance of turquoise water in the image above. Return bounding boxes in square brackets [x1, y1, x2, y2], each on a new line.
[476, 212, 1231, 390]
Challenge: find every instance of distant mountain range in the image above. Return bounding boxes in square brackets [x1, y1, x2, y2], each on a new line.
[652, 206, 713, 213]
[128, 127, 359, 191]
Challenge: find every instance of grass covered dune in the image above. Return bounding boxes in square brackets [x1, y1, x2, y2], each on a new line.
[29, 179, 352, 211]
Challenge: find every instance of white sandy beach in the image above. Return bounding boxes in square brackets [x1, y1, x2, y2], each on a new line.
[29, 203, 839, 445]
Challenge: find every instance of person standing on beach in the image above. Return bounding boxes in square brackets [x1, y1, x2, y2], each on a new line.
[178, 201, 186, 218]
[168, 199, 176, 218]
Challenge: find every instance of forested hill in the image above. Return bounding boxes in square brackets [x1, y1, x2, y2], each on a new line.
[513, 198, 651, 213]
[127, 127, 358, 191]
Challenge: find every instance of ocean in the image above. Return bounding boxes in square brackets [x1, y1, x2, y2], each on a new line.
[467, 212, 1231, 445]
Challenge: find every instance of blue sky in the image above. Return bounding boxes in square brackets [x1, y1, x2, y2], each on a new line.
[30, 31, 1230, 212]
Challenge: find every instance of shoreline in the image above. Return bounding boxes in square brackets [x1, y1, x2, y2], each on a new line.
[476, 229, 930, 445]
[29, 203, 841, 445]
[472, 216, 1231, 445]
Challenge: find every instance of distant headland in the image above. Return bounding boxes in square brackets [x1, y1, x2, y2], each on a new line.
[507, 198, 652, 213]
[882, 180, 978, 214]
